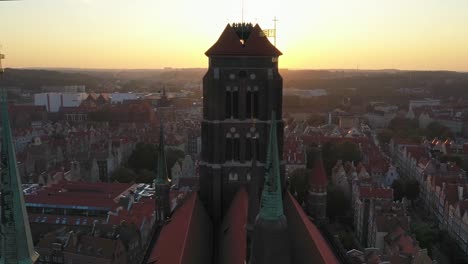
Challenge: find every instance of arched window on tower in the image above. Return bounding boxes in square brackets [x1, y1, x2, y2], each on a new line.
[233, 133, 240, 160]
[246, 86, 259, 119]
[226, 128, 240, 161]
[245, 127, 260, 161]
[225, 86, 232, 119]
[225, 86, 239, 119]
[225, 133, 233, 161]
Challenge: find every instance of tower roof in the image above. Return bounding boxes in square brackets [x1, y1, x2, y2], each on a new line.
[310, 151, 328, 187]
[259, 111, 284, 220]
[1, 88, 39, 263]
[155, 123, 169, 185]
[205, 24, 282, 57]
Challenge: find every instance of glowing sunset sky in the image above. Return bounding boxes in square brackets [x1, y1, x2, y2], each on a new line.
[0, 0, 467, 71]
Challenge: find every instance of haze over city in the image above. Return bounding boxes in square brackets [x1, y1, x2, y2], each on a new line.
[1, 0, 468, 71]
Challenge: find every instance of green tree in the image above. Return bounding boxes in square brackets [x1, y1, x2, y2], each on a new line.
[165, 148, 185, 175]
[327, 185, 350, 221]
[289, 168, 309, 205]
[111, 167, 137, 183]
[136, 169, 156, 184]
[391, 179, 405, 201]
[412, 222, 437, 257]
[377, 129, 394, 145]
[127, 143, 158, 172]
[405, 179, 420, 205]
[439, 154, 463, 166]
[425, 122, 454, 139]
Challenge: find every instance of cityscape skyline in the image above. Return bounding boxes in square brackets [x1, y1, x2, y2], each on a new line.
[0, 0, 467, 71]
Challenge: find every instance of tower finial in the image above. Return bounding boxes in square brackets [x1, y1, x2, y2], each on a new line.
[258, 110, 284, 220]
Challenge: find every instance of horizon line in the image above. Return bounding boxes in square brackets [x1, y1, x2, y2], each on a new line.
[5, 67, 468, 73]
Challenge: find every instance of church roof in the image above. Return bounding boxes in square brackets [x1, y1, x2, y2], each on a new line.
[147, 192, 212, 264]
[220, 187, 249, 264]
[309, 153, 328, 187]
[284, 192, 340, 264]
[205, 24, 282, 57]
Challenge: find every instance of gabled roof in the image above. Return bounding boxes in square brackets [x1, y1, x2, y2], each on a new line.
[220, 187, 249, 264]
[284, 192, 340, 264]
[205, 24, 282, 57]
[147, 192, 212, 264]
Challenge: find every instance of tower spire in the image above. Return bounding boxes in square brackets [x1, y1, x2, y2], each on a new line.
[0, 58, 39, 263]
[250, 110, 290, 264]
[155, 122, 168, 184]
[154, 116, 171, 224]
[258, 111, 283, 220]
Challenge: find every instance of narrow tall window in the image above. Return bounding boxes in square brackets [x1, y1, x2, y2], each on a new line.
[253, 90, 259, 118]
[232, 89, 239, 118]
[246, 89, 252, 118]
[225, 136, 233, 161]
[245, 136, 252, 161]
[225, 88, 232, 118]
[233, 134, 240, 160]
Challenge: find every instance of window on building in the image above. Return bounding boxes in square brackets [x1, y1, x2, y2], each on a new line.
[229, 172, 239, 181]
[233, 134, 240, 160]
[225, 89, 232, 118]
[225, 86, 239, 119]
[246, 86, 259, 119]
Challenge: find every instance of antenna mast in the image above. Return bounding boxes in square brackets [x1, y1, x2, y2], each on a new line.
[273, 16, 279, 46]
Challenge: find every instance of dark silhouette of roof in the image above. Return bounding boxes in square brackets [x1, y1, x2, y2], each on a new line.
[220, 187, 249, 264]
[147, 192, 212, 264]
[205, 24, 282, 57]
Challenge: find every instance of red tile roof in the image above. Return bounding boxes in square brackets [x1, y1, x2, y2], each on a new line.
[284, 192, 340, 264]
[220, 188, 249, 264]
[359, 186, 393, 200]
[25, 182, 136, 211]
[205, 24, 282, 57]
[148, 192, 212, 264]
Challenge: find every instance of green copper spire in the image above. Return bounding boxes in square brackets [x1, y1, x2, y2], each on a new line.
[258, 111, 284, 221]
[155, 123, 169, 185]
[0, 88, 39, 264]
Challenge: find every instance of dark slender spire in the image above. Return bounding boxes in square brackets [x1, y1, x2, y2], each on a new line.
[155, 123, 169, 185]
[0, 87, 39, 264]
[154, 116, 171, 224]
[258, 111, 284, 220]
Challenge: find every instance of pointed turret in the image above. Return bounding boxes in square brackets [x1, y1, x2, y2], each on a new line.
[306, 148, 328, 223]
[0, 88, 39, 264]
[154, 122, 171, 224]
[250, 111, 290, 264]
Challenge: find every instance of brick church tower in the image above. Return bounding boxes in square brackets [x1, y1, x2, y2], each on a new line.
[306, 151, 328, 223]
[199, 23, 284, 226]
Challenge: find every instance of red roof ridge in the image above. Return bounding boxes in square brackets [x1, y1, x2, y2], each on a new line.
[285, 192, 339, 264]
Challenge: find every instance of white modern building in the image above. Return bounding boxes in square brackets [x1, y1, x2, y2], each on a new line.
[34, 93, 88, 112]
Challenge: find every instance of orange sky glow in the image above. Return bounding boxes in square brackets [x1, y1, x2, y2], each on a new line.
[0, 0, 467, 71]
